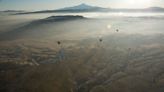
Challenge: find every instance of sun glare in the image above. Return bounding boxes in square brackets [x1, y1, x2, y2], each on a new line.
[107, 24, 112, 29]
[127, 0, 153, 8]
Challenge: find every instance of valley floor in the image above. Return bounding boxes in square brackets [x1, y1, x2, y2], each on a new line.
[0, 39, 164, 92]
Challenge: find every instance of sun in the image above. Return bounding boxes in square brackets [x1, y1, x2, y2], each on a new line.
[127, 0, 153, 8]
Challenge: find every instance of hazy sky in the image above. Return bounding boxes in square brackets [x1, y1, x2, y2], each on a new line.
[0, 0, 164, 11]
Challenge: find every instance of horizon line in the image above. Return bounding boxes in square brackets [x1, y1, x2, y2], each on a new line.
[0, 3, 164, 12]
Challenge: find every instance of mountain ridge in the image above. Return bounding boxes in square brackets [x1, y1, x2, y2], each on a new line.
[59, 3, 108, 10]
[15, 3, 164, 14]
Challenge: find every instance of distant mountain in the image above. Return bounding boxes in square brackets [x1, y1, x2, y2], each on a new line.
[106, 7, 164, 12]
[58, 3, 109, 11]
[35, 15, 86, 23]
[60, 3, 98, 10]
[0, 15, 86, 41]
[2, 10, 24, 12]
[16, 4, 164, 14]
[16, 3, 109, 14]
[145, 7, 164, 12]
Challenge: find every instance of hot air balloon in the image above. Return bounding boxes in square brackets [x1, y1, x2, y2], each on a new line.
[116, 29, 119, 32]
[99, 38, 103, 42]
[56, 41, 65, 62]
[57, 41, 61, 45]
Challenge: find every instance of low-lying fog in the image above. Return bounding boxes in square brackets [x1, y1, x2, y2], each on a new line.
[1, 12, 164, 41]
